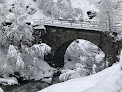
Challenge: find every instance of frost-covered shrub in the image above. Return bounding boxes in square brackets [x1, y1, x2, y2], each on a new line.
[0, 1, 34, 48]
[0, 44, 54, 80]
[7, 45, 24, 73]
[20, 43, 53, 80]
[59, 63, 89, 81]
[30, 43, 51, 59]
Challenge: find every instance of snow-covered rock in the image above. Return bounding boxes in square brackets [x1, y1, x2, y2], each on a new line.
[32, 59, 55, 80]
[41, 77, 52, 84]
[59, 63, 89, 81]
[30, 43, 51, 59]
[38, 63, 122, 92]
[0, 77, 18, 86]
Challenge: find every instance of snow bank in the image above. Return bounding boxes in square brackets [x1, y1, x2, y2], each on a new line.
[120, 50, 122, 69]
[0, 88, 3, 92]
[0, 77, 18, 86]
[41, 77, 52, 84]
[38, 63, 122, 92]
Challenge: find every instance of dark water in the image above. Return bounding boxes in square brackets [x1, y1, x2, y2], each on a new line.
[1, 76, 60, 92]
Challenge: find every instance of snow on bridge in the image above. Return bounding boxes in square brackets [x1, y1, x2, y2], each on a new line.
[32, 19, 122, 32]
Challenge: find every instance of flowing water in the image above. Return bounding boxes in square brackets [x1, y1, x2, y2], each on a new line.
[1, 76, 60, 92]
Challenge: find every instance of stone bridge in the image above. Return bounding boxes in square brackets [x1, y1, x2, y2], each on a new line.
[32, 19, 122, 67]
[37, 25, 120, 68]
[3, 19, 122, 67]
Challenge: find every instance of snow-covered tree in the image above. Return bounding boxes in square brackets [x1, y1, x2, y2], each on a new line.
[0, 0, 8, 24]
[0, 0, 9, 47]
[98, 0, 122, 32]
[0, 0, 34, 48]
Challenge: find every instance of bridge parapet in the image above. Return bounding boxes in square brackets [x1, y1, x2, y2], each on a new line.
[33, 19, 101, 31]
[33, 19, 122, 32]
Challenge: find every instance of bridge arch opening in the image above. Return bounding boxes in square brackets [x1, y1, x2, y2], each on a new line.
[53, 39, 107, 72]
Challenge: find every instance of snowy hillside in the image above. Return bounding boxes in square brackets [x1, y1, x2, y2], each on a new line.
[6, 0, 100, 22]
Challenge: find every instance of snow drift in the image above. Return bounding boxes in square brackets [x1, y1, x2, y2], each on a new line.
[38, 62, 122, 92]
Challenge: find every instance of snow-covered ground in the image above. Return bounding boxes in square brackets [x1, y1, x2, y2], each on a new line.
[38, 62, 122, 92]
[7, 0, 47, 20]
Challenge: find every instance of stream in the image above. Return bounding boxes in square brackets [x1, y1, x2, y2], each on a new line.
[1, 76, 60, 92]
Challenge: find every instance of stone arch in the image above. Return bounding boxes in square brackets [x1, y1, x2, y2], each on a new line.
[52, 38, 106, 68]
[42, 26, 120, 68]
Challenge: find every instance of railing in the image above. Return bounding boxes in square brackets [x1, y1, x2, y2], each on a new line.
[33, 19, 122, 32]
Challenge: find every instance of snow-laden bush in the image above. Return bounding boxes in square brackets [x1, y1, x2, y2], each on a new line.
[0, 0, 34, 48]
[7, 45, 25, 74]
[0, 44, 55, 81]
[20, 43, 53, 80]
[59, 63, 89, 81]
[30, 43, 51, 59]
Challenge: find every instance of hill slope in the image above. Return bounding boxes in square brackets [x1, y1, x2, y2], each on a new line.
[6, 0, 100, 22]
